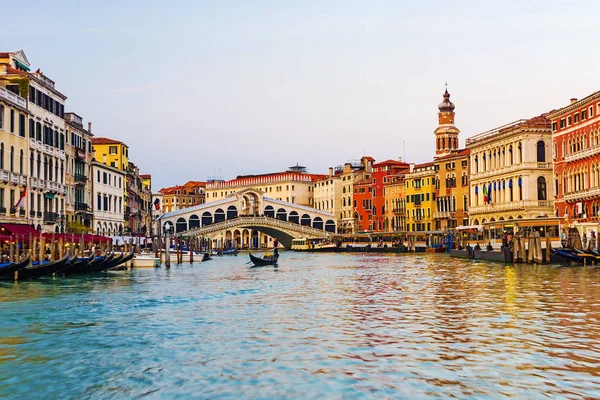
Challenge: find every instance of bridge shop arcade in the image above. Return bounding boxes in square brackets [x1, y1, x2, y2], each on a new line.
[157, 189, 337, 249]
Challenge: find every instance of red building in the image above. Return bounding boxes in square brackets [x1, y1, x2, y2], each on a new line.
[550, 91, 600, 236]
[353, 159, 410, 232]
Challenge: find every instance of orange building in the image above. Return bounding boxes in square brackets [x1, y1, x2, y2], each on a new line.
[549, 92, 600, 236]
[159, 181, 206, 213]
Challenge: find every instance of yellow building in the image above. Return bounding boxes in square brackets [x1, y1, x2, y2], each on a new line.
[434, 149, 470, 230]
[405, 162, 436, 232]
[90, 137, 129, 172]
[338, 156, 373, 234]
[0, 86, 30, 224]
[383, 173, 407, 232]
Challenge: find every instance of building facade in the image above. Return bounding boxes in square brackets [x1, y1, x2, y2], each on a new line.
[383, 172, 407, 232]
[91, 160, 125, 235]
[0, 50, 67, 232]
[338, 157, 372, 234]
[313, 167, 342, 224]
[160, 181, 206, 214]
[405, 163, 436, 232]
[467, 115, 554, 224]
[64, 113, 93, 232]
[434, 149, 470, 230]
[205, 165, 326, 207]
[549, 92, 600, 236]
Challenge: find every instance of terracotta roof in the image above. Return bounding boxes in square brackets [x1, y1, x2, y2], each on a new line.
[140, 174, 151, 179]
[354, 178, 371, 186]
[434, 148, 470, 161]
[0, 52, 13, 58]
[5, 66, 28, 75]
[415, 162, 434, 168]
[232, 171, 327, 182]
[91, 137, 127, 146]
[183, 180, 207, 188]
[372, 159, 409, 167]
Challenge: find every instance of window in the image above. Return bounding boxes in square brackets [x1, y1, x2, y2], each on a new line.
[0, 105, 3, 129]
[18, 114, 25, 137]
[537, 177, 547, 200]
[10, 110, 14, 133]
[582, 109, 587, 120]
[567, 116, 572, 126]
[560, 118, 566, 129]
[109, 146, 117, 155]
[536, 141, 545, 162]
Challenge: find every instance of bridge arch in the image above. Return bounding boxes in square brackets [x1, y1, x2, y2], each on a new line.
[189, 214, 200, 229]
[301, 214, 311, 226]
[276, 208, 287, 221]
[215, 208, 225, 223]
[264, 205, 274, 218]
[313, 217, 323, 230]
[227, 205, 238, 219]
[289, 211, 299, 224]
[202, 211, 213, 226]
[325, 219, 336, 233]
[176, 217, 187, 233]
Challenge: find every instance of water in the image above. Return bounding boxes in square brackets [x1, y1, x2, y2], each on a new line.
[1, 253, 600, 399]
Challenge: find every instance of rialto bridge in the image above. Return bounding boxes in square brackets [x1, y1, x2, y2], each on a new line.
[158, 189, 336, 248]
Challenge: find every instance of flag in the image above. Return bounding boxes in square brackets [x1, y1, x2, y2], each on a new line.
[482, 184, 488, 204]
[153, 198, 160, 210]
[14, 187, 26, 209]
[488, 183, 492, 204]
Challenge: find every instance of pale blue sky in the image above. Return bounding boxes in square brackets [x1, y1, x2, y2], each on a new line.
[3, 0, 599, 189]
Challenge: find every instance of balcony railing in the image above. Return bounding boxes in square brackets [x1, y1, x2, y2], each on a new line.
[0, 86, 27, 107]
[564, 144, 600, 163]
[433, 211, 452, 219]
[392, 208, 405, 215]
[0, 207, 5, 215]
[75, 202, 89, 212]
[74, 174, 88, 184]
[30, 210, 35, 217]
[19, 209, 25, 217]
[36, 211, 42, 218]
[10, 208, 16, 215]
[564, 187, 600, 202]
[43, 212, 59, 223]
[469, 200, 553, 215]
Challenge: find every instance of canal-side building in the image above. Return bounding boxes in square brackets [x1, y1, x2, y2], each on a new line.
[339, 157, 373, 234]
[64, 113, 93, 232]
[0, 84, 30, 226]
[383, 171, 407, 232]
[91, 160, 125, 236]
[0, 50, 68, 233]
[549, 92, 600, 236]
[369, 159, 410, 232]
[313, 167, 342, 224]
[405, 162, 436, 232]
[205, 165, 327, 207]
[466, 115, 554, 224]
[159, 181, 206, 214]
[434, 149, 470, 230]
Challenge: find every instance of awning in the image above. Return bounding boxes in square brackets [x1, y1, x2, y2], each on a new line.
[0, 223, 39, 236]
[456, 225, 484, 231]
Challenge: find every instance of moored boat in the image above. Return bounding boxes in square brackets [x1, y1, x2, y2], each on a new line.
[0, 257, 31, 279]
[7, 254, 71, 280]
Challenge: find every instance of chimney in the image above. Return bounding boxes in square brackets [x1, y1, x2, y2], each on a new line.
[328, 167, 333, 177]
[398, 157, 403, 162]
[410, 163, 415, 173]
[570, 98, 578, 105]
[88, 121, 92, 133]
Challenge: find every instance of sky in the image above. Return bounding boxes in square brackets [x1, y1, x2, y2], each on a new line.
[3, 0, 600, 190]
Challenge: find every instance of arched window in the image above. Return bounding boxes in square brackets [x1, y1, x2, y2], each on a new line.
[19, 150, 23, 174]
[537, 177, 546, 200]
[0, 143, 3, 169]
[9, 146, 14, 172]
[537, 140, 545, 162]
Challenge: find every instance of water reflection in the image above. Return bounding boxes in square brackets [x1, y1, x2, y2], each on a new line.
[0, 254, 600, 398]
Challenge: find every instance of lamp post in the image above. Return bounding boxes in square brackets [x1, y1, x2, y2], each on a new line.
[59, 210, 65, 234]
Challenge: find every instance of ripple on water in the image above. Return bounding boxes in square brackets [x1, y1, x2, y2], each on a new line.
[1, 254, 600, 399]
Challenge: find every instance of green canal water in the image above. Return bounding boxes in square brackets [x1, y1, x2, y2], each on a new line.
[1, 253, 599, 399]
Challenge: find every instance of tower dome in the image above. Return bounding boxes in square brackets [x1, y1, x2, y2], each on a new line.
[438, 89, 455, 112]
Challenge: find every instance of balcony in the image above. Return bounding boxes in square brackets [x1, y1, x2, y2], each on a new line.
[565, 144, 600, 163]
[9, 208, 16, 215]
[29, 138, 43, 152]
[19, 209, 25, 217]
[30, 210, 35, 217]
[564, 187, 600, 202]
[75, 202, 89, 212]
[471, 162, 552, 180]
[0, 207, 5, 215]
[0, 86, 27, 108]
[36, 211, 42, 218]
[392, 208, 405, 215]
[433, 211, 452, 219]
[74, 174, 88, 184]
[468, 200, 553, 215]
[43, 212, 59, 223]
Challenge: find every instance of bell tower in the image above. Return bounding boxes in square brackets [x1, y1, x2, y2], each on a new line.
[434, 85, 460, 158]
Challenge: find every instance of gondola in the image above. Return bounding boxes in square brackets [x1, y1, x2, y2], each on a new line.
[106, 252, 135, 271]
[5, 254, 71, 281]
[0, 257, 31, 279]
[249, 252, 279, 267]
[86, 253, 116, 274]
[202, 253, 212, 262]
[60, 253, 96, 275]
[573, 248, 600, 263]
[551, 248, 582, 263]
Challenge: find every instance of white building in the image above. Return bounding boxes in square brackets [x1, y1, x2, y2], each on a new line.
[91, 160, 125, 236]
[313, 167, 343, 223]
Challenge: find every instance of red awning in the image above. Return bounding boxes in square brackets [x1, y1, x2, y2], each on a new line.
[0, 223, 40, 236]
